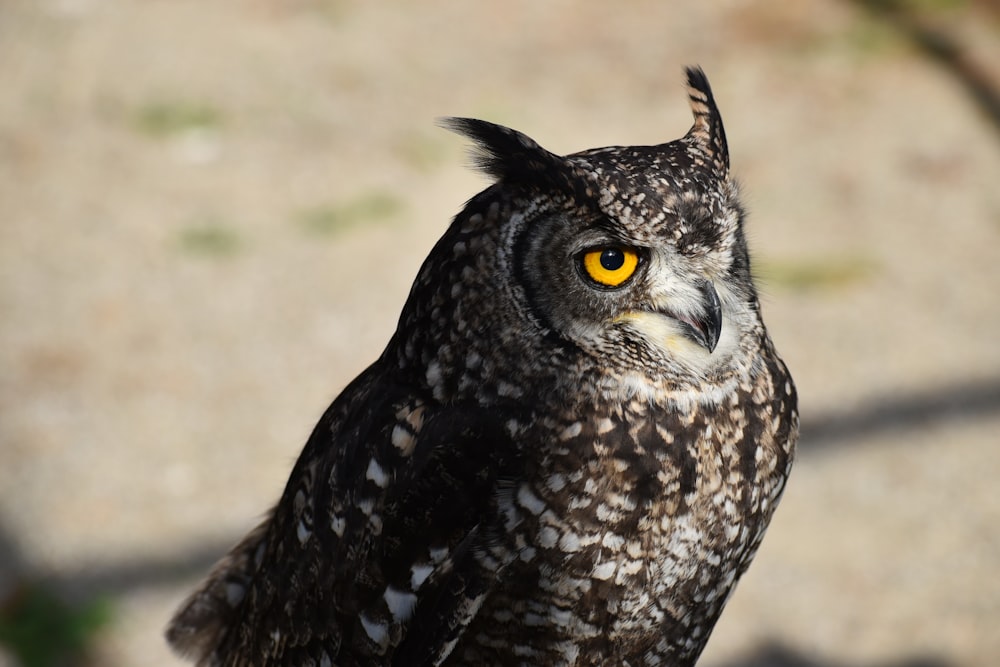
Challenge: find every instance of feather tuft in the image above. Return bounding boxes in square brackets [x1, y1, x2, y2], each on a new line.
[439, 117, 565, 184]
[684, 66, 730, 175]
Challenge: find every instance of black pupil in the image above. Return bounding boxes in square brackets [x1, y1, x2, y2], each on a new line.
[600, 248, 625, 271]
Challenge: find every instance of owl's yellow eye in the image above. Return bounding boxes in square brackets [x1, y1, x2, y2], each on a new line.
[581, 247, 639, 288]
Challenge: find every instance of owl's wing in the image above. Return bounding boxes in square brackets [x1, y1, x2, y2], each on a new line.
[166, 361, 522, 666]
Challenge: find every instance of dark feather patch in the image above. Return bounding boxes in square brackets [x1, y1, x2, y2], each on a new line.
[439, 117, 566, 184]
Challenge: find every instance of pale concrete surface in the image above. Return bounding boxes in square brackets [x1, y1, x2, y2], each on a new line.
[1, 1, 999, 665]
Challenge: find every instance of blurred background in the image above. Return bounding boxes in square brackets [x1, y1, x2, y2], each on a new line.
[2, 1, 999, 665]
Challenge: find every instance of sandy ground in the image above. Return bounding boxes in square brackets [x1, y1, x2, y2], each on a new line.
[1, 1, 999, 665]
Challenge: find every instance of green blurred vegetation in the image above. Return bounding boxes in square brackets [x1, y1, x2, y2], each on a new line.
[176, 220, 243, 256]
[0, 582, 112, 667]
[133, 101, 224, 139]
[296, 191, 404, 236]
[393, 131, 451, 172]
[757, 256, 879, 291]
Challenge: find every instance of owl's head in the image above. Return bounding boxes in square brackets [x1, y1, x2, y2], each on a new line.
[406, 68, 762, 398]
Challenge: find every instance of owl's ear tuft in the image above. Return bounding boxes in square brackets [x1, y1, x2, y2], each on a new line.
[683, 67, 729, 176]
[440, 117, 565, 184]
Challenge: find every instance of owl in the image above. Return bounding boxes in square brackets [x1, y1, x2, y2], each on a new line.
[166, 67, 798, 667]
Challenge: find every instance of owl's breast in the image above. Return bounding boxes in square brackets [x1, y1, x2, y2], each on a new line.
[457, 373, 795, 664]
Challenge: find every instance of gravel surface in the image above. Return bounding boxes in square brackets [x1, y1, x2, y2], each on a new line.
[2, 1, 999, 666]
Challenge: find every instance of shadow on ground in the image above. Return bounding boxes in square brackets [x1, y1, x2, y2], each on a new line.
[851, 0, 1000, 140]
[713, 642, 952, 667]
[804, 376, 1000, 449]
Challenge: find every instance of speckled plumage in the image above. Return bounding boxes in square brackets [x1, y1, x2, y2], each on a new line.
[167, 67, 798, 667]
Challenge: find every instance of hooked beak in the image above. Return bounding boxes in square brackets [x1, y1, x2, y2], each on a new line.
[619, 279, 724, 356]
[668, 280, 722, 353]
